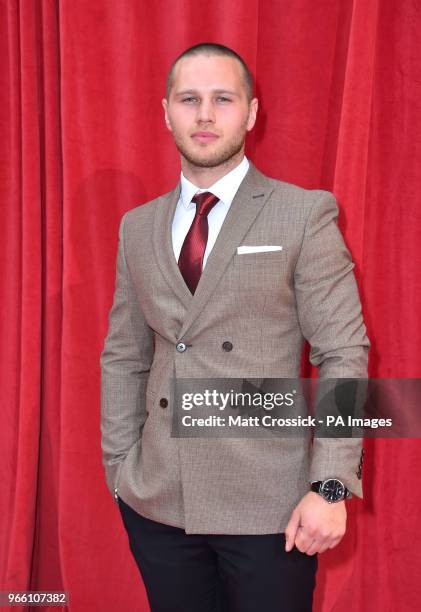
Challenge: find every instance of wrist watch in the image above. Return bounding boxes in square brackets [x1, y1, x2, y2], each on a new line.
[310, 478, 352, 503]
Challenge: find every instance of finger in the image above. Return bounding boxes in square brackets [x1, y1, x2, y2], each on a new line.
[295, 528, 315, 554]
[315, 541, 332, 554]
[328, 536, 343, 550]
[305, 538, 324, 555]
[285, 512, 301, 552]
[297, 538, 316, 554]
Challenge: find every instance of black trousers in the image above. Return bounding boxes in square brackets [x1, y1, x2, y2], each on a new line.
[118, 497, 318, 612]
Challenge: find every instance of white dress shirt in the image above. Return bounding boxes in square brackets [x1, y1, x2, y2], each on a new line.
[172, 156, 250, 269]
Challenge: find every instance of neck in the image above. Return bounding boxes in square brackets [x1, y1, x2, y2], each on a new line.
[181, 148, 245, 189]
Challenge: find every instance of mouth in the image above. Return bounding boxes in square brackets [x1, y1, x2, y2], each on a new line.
[191, 132, 219, 144]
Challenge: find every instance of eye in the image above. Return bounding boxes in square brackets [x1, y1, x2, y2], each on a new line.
[182, 97, 197, 103]
[217, 97, 231, 102]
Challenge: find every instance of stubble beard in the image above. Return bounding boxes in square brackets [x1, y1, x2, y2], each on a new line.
[171, 121, 248, 169]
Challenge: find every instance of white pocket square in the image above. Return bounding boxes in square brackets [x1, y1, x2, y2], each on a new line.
[237, 245, 283, 254]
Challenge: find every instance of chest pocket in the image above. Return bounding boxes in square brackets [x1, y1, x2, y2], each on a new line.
[231, 249, 288, 292]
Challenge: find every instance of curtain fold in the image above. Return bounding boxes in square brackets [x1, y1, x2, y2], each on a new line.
[1, 1, 420, 610]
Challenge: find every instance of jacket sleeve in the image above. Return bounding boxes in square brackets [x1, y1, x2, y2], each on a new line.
[100, 212, 155, 501]
[294, 191, 370, 497]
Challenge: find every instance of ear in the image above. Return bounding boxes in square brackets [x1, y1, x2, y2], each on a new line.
[246, 98, 259, 132]
[162, 98, 173, 132]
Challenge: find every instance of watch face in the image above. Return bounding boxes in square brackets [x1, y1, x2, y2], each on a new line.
[320, 479, 345, 502]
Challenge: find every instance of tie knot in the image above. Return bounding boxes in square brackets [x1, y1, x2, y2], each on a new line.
[191, 191, 220, 217]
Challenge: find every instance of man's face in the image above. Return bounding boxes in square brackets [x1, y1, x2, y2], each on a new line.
[162, 55, 258, 168]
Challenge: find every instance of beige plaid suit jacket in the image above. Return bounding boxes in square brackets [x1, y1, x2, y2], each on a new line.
[100, 161, 370, 534]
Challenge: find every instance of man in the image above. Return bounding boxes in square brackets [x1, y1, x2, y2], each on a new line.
[100, 42, 369, 612]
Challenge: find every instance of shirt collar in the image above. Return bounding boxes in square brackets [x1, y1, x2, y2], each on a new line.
[180, 156, 250, 210]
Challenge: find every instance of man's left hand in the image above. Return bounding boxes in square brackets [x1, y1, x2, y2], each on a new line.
[284, 491, 347, 555]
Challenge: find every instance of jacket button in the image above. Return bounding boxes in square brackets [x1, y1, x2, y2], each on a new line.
[222, 341, 233, 351]
[159, 398, 168, 408]
[176, 342, 187, 352]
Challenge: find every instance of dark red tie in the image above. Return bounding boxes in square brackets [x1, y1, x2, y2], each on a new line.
[178, 191, 220, 294]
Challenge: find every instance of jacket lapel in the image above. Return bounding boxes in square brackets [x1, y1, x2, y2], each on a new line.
[153, 181, 193, 309]
[152, 161, 274, 339]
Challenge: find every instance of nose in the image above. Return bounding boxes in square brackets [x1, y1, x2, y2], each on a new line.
[196, 97, 215, 124]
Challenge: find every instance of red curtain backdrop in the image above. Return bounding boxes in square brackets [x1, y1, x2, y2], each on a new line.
[1, 1, 421, 610]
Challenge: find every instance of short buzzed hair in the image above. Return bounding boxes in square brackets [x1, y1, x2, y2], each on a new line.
[166, 42, 254, 102]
